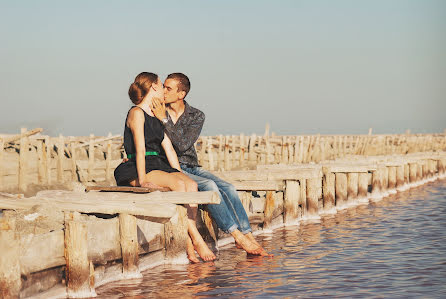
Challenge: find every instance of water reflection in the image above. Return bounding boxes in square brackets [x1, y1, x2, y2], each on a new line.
[95, 179, 446, 298]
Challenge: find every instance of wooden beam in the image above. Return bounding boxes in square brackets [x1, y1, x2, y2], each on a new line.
[2, 128, 43, 144]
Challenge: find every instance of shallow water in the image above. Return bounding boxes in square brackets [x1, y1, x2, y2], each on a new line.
[94, 179, 446, 298]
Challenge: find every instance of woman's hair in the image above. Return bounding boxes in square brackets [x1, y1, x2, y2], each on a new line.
[128, 72, 159, 105]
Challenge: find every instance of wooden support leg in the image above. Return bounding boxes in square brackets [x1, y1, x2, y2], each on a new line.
[396, 165, 405, 190]
[371, 169, 382, 196]
[0, 217, 21, 299]
[404, 163, 410, 184]
[64, 220, 96, 298]
[347, 173, 359, 203]
[306, 178, 319, 217]
[358, 173, 368, 199]
[18, 128, 28, 192]
[388, 166, 397, 192]
[164, 206, 188, 261]
[119, 214, 141, 278]
[335, 173, 347, 208]
[409, 163, 418, 183]
[263, 191, 275, 229]
[283, 180, 300, 224]
[322, 171, 335, 211]
[299, 179, 307, 216]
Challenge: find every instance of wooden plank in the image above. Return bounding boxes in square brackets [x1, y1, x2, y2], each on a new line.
[86, 186, 170, 193]
[2, 128, 43, 144]
[230, 180, 285, 191]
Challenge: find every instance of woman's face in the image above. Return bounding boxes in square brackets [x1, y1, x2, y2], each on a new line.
[153, 78, 164, 99]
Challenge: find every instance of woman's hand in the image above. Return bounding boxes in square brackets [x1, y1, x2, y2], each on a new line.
[150, 97, 167, 121]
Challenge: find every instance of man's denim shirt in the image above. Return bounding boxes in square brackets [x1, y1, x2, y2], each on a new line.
[163, 101, 204, 167]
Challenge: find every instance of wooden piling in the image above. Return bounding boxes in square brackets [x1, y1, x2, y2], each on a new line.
[224, 136, 230, 170]
[248, 134, 256, 165]
[283, 180, 300, 223]
[358, 173, 368, 198]
[396, 165, 404, 189]
[322, 170, 335, 210]
[306, 178, 319, 216]
[164, 206, 188, 260]
[200, 137, 207, 168]
[70, 139, 78, 182]
[335, 173, 347, 207]
[18, 128, 29, 192]
[0, 138, 4, 189]
[239, 133, 245, 168]
[106, 133, 112, 183]
[409, 163, 418, 183]
[0, 216, 21, 299]
[57, 134, 64, 183]
[347, 173, 359, 202]
[263, 191, 275, 229]
[119, 213, 141, 277]
[371, 169, 382, 195]
[45, 136, 51, 185]
[388, 167, 396, 190]
[36, 139, 44, 184]
[64, 220, 96, 298]
[88, 134, 95, 182]
[208, 138, 214, 171]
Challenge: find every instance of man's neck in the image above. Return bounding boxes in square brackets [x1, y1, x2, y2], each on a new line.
[167, 100, 185, 124]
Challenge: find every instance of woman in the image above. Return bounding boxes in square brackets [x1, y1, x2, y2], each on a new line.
[114, 72, 215, 263]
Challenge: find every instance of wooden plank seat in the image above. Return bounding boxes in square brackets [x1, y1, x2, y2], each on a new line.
[85, 185, 170, 193]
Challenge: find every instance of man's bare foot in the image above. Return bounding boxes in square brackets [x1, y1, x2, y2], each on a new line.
[187, 236, 200, 263]
[232, 230, 263, 255]
[192, 238, 216, 262]
[246, 233, 273, 257]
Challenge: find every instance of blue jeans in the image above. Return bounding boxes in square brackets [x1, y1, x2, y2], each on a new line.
[181, 165, 252, 234]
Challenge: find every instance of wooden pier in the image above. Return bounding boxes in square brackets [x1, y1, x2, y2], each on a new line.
[0, 128, 445, 298]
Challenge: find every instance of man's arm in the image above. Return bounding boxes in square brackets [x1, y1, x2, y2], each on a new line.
[164, 111, 205, 153]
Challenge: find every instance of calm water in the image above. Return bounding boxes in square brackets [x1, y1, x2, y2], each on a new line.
[95, 179, 446, 298]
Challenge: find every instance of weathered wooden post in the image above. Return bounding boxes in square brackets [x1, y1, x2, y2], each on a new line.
[57, 134, 65, 183]
[281, 136, 288, 164]
[409, 162, 418, 184]
[299, 179, 307, 216]
[347, 172, 359, 203]
[64, 220, 96, 298]
[45, 136, 52, 185]
[119, 213, 141, 278]
[248, 134, 256, 166]
[0, 138, 4, 189]
[239, 133, 245, 168]
[105, 133, 112, 183]
[396, 165, 405, 190]
[18, 128, 28, 191]
[381, 166, 389, 193]
[70, 139, 77, 182]
[0, 216, 21, 299]
[388, 166, 396, 192]
[263, 191, 275, 229]
[207, 138, 214, 171]
[306, 178, 319, 217]
[335, 173, 348, 207]
[371, 168, 382, 196]
[404, 163, 410, 184]
[88, 134, 95, 182]
[322, 168, 335, 211]
[358, 172, 368, 199]
[164, 206, 188, 261]
[224, 136, 230, 170]
[217, 135, 223, 170]
[36, 138, 44, 184]
[283, 180, 300, 224]
[200, 137, 207, 168]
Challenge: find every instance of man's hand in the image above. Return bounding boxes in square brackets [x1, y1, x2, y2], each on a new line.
[150, 97, 167, 121]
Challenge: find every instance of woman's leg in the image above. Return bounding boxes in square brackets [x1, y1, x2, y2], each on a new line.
[133, 171, 215, 262]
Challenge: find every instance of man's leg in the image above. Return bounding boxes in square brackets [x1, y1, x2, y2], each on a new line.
[191, 168, 252, 234]
[181, 167, 239, 234]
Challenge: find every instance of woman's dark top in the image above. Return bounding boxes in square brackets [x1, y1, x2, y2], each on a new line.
[114, 106, 179, 186]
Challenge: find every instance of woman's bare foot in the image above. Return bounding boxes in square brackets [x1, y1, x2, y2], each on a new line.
[192, 238, 216, 262]
[231, 230, 263, 255]
[187, 236, 200, 263]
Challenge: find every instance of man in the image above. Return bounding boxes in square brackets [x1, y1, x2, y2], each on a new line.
[150, 73, 271, 258]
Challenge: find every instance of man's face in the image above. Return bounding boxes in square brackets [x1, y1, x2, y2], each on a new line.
[163, 79, 182, 104]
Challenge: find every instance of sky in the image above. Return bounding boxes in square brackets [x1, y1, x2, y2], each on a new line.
[1, 0, 445, 137]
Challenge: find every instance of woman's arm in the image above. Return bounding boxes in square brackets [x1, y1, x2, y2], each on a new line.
[127, 108, 147, 185]
[161, 133, 181, 171]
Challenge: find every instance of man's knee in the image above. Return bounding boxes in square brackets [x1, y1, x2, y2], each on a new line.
[200, 179, 219, 192]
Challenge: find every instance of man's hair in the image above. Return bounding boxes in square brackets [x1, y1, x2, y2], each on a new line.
[166, 73, 191, 96]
